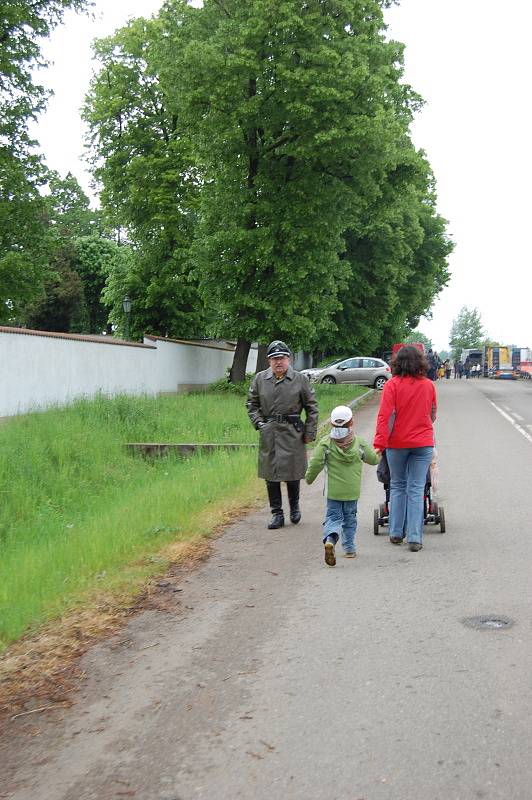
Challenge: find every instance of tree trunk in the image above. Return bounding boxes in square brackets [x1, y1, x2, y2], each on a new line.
[256, 343, 268, 373]
[229, 339, 251, 383]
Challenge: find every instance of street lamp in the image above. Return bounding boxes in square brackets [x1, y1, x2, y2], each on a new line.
[122, 295, 132, 340]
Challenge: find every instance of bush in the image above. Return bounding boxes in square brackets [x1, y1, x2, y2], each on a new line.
[205, 374, 253, 396]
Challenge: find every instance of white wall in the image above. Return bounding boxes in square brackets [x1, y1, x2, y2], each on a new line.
[144, 336, 257, 392]
[0, 329, 258, 417]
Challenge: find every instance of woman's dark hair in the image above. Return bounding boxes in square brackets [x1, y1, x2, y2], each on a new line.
[391, 345, 428, 377]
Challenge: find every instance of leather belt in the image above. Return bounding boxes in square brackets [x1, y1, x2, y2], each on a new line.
[265, 414, 299, 423]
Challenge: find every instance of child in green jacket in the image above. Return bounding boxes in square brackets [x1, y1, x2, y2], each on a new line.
[305, 405, 379, 566]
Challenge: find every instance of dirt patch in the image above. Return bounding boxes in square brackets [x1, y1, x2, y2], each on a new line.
[0, 492, 263, 720]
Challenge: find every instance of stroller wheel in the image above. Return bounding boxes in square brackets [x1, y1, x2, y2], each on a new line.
[439, 507, 446, 533]
[373, 508, 380, 535]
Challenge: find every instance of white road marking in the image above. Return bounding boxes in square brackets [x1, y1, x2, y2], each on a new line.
[512, 413, 525, 421]
[503, 405, 511, 411]
[489, 401, 532, 445]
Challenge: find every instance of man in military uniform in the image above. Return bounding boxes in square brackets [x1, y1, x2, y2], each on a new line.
[247, 340, 319, 529]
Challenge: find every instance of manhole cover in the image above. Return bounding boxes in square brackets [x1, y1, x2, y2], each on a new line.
[462, 615, 514, 630]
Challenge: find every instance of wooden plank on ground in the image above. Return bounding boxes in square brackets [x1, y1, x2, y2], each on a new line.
[126, 443, 258, 457]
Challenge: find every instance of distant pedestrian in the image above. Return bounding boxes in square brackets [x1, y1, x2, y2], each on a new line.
[247, 340, 319, 529]
[305, 405, 379, 566]
[427, 349, 437, 381]
[464, 357, 471, 379]
[444, 359, 451, 380]
[373, 345, 437, 552]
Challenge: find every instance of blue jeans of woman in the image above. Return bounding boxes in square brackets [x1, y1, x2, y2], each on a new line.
[386, 447, 434, 544]
[323, 499, 358, 553]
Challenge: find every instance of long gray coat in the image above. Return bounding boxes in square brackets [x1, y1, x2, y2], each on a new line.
[247, 366, 319, 481]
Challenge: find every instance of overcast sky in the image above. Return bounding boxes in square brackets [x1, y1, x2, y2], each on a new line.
[31, 0, 532, 351]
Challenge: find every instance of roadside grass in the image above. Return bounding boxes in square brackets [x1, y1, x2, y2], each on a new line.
[0, 384, 367, 651]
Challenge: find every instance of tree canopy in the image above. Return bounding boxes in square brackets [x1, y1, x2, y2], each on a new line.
[83, 17, 204, 340]
[25, 173, 128, 334]
[0, 150, 49, 323]
[403, 330, 432, 349]
[1, 0, 453, 368]
[449, 306, 485, 360]
[1, 0, 90, 150]
[0, 0, 92, 325]
[83, 0, 452, 376]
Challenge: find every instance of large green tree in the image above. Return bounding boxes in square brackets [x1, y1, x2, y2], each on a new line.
[449, 306, 485, 360]
[157, 0, 428, 378]
[0, 151, 49, 323]
[84, 0, 452, 376]
[0, 0, 91, 324]
[1, 0, 90, 147]
[26, 174, 119, 333]
[46, 171, 99, 239]
[83, 18, 204, 341]
[25, 242, 87, 332]
[403, 330, 432, 349]
[326, 145, 451, 356]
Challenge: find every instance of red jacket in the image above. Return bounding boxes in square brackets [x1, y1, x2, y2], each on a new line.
[373, 376, 437, 450]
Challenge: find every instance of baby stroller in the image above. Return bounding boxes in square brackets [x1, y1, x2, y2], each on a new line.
[373, 450, 445, 535]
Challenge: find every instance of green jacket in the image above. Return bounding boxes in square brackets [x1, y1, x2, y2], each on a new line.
[305, 434, 379, 501]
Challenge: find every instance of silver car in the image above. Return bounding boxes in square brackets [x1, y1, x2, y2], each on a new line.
[316, 356, 391, 389]
[300, 358, 345, 383]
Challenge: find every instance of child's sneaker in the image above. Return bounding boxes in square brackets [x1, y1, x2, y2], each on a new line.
[324, 540, 336, 567]
[343, 551, 356, 558]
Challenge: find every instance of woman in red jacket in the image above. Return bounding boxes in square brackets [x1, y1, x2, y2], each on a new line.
[373, 346, 437, 552]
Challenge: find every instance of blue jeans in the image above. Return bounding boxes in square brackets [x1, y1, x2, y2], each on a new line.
[386, 447, 434, 544]
[323, 499, 358, 553]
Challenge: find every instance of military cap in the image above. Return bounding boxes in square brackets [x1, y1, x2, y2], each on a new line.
[267, 340, 291, 358]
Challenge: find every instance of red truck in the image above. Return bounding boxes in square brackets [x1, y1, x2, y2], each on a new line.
[391, 342, 426, 356]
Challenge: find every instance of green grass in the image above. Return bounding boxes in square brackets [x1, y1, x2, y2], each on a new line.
[0, 384, 368, 650]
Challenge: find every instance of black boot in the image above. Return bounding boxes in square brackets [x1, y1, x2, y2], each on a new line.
[266, 481, 284, 529]
[287, 480, 301, 524]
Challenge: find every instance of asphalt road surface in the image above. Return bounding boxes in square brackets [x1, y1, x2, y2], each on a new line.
[2, 378, 532, 800]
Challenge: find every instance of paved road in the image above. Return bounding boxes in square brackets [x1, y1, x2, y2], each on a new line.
[472, 376, 532, 442]
[2, 379, 532, 800]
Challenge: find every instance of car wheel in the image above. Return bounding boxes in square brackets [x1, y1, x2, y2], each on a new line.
[321, 376, 336, 384]
[374, 376, 387, 390]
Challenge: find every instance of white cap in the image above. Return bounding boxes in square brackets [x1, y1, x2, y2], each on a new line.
[330, 405, 353, 426]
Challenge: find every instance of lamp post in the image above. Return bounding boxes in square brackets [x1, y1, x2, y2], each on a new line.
[122, 295, 132, 340]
